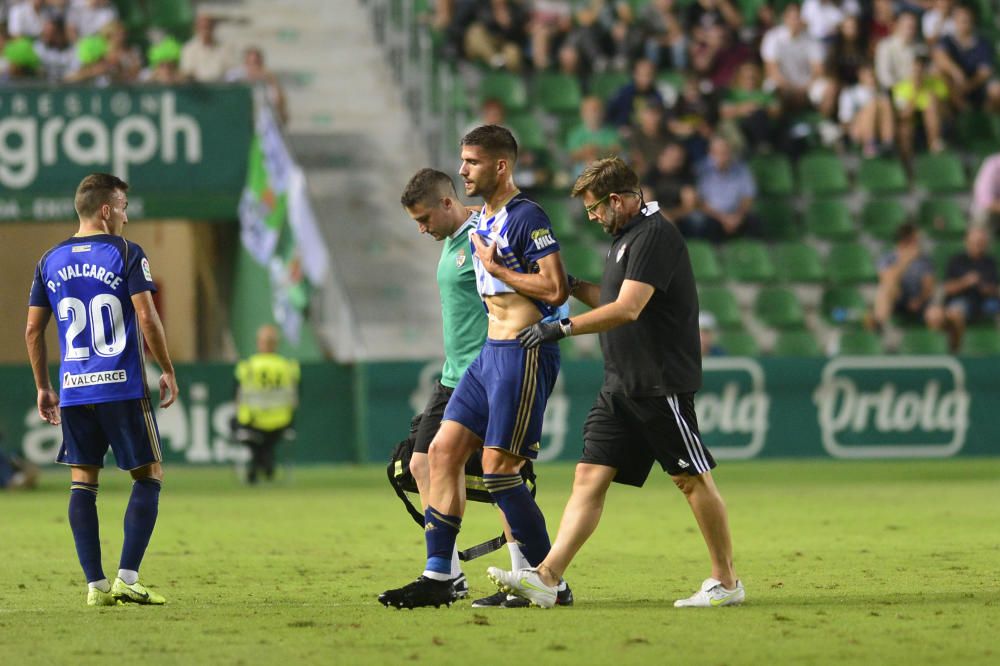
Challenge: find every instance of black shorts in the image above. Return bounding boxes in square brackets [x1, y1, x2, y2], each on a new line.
[581, 391, 716, 487]
[413, 380, 455, 454]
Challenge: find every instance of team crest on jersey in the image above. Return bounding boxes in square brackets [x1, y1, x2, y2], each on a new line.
[141, 257, 153, 281]
[456, 249, 467, 267]
[616, 244, 627, 263]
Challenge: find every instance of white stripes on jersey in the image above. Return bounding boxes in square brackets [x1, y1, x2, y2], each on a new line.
[665, 395, 711, 473]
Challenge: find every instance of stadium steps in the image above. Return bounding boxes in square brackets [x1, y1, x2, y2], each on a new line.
[202, 0, 444, 360]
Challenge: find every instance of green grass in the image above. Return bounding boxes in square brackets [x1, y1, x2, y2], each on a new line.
[2, 461, 999, 665]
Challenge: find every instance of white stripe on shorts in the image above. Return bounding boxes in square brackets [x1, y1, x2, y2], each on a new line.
[666, 395, 710, 473]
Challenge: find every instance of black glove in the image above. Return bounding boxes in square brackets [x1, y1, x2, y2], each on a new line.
[517, 318, 572, 349]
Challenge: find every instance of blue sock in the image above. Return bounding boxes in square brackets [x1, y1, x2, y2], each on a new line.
[423, 506, 461, 579]
[119, 478, 161, 573]
[68, 482, 104, 583]
[484, 473, 551, 567]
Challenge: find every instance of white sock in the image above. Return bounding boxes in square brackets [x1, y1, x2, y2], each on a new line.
[421, 570, 452, 581]
[117, 569, 138, 585]
[450, 545, 462, 578]
[88, 578, 110, 592]
[508, 542, 529, 571]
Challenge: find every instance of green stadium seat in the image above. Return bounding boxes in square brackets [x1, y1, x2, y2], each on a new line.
[755, 286, 806, 329]
[560, 242, 604, 283]
[755, 198, 801, 240]
[955, 109, 1000, 147]
[837, 330, 883, 355]
[898, 329, 948, 355]
[723, 240, 777, 283]
[827, 243, 877, 285]
[688, 241, 725, 284]
[737, 0, 768, 24]
[480, 72, 528, 111]
[918, 198, 967, 239]
[533, 73, 583, 115]
[932, 240, 966, 274]
[772, 330, 822, 356]
[805, 198, 855, 241]
[820, 286, 868, 324]
[698, 287, 742, 329]
[772, 243, 825, 283]
[718, 330, 760, 356]
[913, 152, 968, 193]
[798, 153, 849, 195]
[149, 0, 194, 39]
[536, 196, 577, 241]
[505, 113, 546, 152]
[858, 157, 908, 194]
[861, 198, 908, 241]
[749, 154, 795, 197]
[589, 71, 630, 100]
[961, 327, 1000, 356]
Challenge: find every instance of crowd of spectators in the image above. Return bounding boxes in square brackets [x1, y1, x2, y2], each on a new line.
[0, 0, 287, 121]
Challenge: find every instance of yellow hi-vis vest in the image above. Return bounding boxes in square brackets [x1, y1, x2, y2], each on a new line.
[235, 353, 300, 431]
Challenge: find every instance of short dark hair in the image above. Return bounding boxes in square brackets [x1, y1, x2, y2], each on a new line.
[895, 222, 919, 243]
[400, 168, 457, 208]
[460, 124, 518, 162]
[74, 173, 128, 218]
[571, 157, 639, 201]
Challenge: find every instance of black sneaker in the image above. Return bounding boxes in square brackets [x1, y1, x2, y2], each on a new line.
[470, 590, 507, 608]
[378, 576, 458, 609]
[451, 573, 469, 599]
[556, 582, 574, 606]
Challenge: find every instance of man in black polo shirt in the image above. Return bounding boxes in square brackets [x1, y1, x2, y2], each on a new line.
[486, 157, 744, 608]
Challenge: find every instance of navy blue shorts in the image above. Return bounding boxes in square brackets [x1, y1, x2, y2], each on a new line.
[57, 398, 163, 471]
[442, 339, 560, 460]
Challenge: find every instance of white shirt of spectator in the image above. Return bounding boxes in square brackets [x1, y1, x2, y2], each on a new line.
[8, 1, 47, 38]
[67, 1, 118, 39]
[801, 0, 860, 41]
[922, 9, 956, 42]
[35, 38, 75, 82]
[837, 84, 875, 124]
[181, 37, 239, 82]
[874, 34, 916, 91]
[761, 24, 825, 88]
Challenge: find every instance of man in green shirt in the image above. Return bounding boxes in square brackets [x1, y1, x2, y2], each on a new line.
[399, 168, 553, 607]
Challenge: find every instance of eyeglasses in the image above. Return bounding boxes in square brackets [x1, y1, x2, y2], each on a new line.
[584, 191, 640, 215]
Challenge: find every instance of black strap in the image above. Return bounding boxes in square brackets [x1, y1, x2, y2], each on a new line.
[386, 463, 506, 561]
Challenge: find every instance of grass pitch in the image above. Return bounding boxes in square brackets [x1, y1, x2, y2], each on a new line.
[1, 460, 998, 665]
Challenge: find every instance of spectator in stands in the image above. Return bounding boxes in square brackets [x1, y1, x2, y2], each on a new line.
[626, 101, 672, 177]
[875, 10, 917, 91]
[719, 61, 780, 152]
[683, 0, 742, 36]
[690, 22, 753, 90]
[460, 0, 528, 71]
[892, 52, 948, 157]
[828, 14, 867, 86]
[644, 141, 697, 223]
[605, 58, 664, 129]
[599, 0, 644, 70]
[933, 3, 1000, 112]
[65, 0, 116, 41]
[527, 0, 572, 71]
[227, 47, 288, 125]
[667, 76, 715, 162]
[761, 2, 836, 118]
[7, 0, 52, 38]
[141, 37, 185, 85]
[566, 95, 622, 177]
[555, 41, 589, 87]
[801, 0, 859, 42]
[971, 151, 1000, 230]
[180, 12, 238, 82]
[641, 0, 687, 71]
[840, 62, 895, 158]
[921, 0, 956, 46]
[63, 33, 109, 84]
[943, 226, 1000, 351]
[34, 15, 73, 82]
[682, 135, 759, 242]
[102, 20, 141, 83]
[699, 312, 726, 357]
[1, 35, 42, 81]
[866, 0, 897, 53]
[466, 97, 506, 136]
[871, 222, 944, 333]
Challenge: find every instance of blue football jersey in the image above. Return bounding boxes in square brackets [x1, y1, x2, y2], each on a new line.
[471, 193, 568, 321]
[29, 234, 157, 407]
